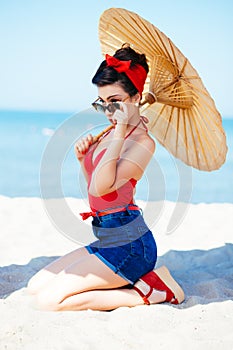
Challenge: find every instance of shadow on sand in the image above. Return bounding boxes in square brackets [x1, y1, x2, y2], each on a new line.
[1, 243, 232, 308]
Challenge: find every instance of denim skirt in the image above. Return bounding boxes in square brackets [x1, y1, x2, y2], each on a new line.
[85, 209, 157, 284]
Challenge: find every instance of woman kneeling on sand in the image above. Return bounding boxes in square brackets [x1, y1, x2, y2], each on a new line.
[27, 45, 184, 311]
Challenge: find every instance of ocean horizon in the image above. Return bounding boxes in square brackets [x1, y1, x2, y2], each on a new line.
[0, 109, 232, 204]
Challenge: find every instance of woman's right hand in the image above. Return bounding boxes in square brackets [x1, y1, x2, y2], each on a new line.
[74, 134, 93, 161]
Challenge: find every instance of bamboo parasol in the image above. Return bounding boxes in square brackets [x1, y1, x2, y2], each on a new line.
[97, 7, 227, 171]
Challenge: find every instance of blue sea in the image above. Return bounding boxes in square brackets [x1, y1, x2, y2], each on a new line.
[0, 109, 232, 203]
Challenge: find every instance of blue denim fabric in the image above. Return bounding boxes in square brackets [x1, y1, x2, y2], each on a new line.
[85, 209, 157, 284]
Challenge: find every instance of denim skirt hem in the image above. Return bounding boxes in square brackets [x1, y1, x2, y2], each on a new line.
[85, 245, 134, 284]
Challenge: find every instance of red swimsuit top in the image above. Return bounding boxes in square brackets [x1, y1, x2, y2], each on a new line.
[84, 123, 141, 212]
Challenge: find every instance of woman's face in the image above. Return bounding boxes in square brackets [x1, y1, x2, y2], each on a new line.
[96, 83, 140, 123]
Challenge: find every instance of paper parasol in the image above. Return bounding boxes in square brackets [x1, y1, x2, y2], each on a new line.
[98, 8, 227, 171]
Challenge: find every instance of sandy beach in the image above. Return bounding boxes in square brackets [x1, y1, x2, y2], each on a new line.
[0, 196, 233, 349]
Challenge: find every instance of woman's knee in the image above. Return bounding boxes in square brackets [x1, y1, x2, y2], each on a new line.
[26, 269, 56, 295]
[26, 275, 40, 295]
[34, 289, 62, 311]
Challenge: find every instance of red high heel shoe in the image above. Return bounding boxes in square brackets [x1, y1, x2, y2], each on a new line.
[133, 266, 185, 305]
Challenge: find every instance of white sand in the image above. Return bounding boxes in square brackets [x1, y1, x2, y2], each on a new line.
[0, 196, 233, 350]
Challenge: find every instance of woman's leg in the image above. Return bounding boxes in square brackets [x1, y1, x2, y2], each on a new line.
[32, 252, 133, 310]
[27, 247, 90, 294]
[53, 288, 142, 311]
[34, 285, 166, 311]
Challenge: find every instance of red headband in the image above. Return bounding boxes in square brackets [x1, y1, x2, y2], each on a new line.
[105, 54, 147, 96]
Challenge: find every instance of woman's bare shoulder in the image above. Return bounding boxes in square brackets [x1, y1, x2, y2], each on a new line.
[138, 132, 156, 153]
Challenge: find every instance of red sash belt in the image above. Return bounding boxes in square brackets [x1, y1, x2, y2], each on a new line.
[80, 204, 140, 220]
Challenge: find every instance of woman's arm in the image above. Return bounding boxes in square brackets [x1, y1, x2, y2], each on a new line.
[88, 126, 155, 197]
[88, 123, 127, 194]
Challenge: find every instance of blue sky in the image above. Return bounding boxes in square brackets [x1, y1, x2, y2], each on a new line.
[0, 0, 232, 117]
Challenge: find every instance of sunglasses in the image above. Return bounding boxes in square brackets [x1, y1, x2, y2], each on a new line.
[92, 96, 129, 114]
[92, 99, 120, 114]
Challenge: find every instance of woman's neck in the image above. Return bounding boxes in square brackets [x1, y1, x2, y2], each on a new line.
[127, 108, 139, 124]
[126, 113, 146, 134]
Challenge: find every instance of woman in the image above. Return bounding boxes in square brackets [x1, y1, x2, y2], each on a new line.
[27, 45, 184, 311]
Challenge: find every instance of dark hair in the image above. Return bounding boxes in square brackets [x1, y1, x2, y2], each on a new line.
[92, 44, 149, 96]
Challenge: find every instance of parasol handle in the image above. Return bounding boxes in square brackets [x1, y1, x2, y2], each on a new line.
[92, 124, 114, 144]
[140, 91, 157, 106]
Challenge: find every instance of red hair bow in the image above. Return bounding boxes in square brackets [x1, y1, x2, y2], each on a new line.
[105, 54, 147, 96]
[106, 54, 131, 72]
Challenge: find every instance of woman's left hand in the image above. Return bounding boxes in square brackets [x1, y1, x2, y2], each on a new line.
[111, 102, 129, 127]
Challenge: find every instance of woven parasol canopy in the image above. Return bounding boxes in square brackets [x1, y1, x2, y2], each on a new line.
[98, 8, 227, 171]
